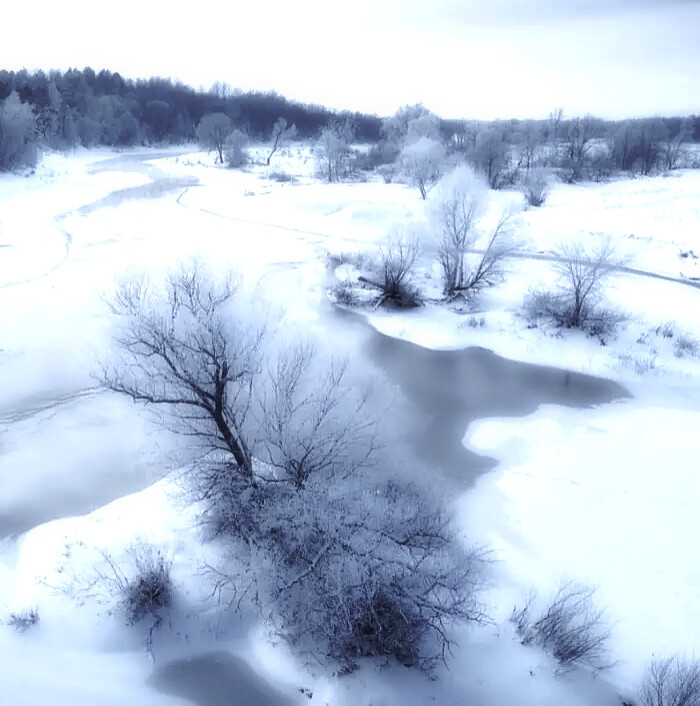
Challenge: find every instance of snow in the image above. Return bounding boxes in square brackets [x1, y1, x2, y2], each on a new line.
[1, 145, 699, 704]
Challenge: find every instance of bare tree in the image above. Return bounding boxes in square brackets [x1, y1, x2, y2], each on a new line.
[400, 136, 445, 199]
[100, 262, 264, 484]
[639, 657, 700, 706]
[547, 107, 564, 163]
[266, 117, 297, 166]
[432, 166, 513, 299]
[316, 119, 355, 183]
[562, 115, 598, 182]
[525, 237, 623, 333]
[472, 127, 509, 189]
[661, 117, 694, 171]
[196, 112, 233, 164]
[516, 120, 545, 173]
[380, 103, 437, 160]
[257, 345, 377, 490]
[638, 118, 668, 175]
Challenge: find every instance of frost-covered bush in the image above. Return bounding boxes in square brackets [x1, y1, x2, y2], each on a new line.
[400, 137, 445, 199]
[118, 545, 173, 627]
[214, 474, 487, 671]
[673, 334, 699, 359]
[511, 583, 611, 671]
[638, 657, 700, 706]
[6, 608, 40, 632]
[224, 128, 249, 168]
[268, 170, 293, 183]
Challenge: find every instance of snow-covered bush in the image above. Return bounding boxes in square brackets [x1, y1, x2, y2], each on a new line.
[638, 657, 700, 706]
[511, 582, 611, 672]
[213, 474, 488, 671]
[50, 540, 173, 656]
[118, 545, 173, 628]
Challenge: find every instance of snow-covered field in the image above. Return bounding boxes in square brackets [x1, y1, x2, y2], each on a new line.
[1, 144, 699, 705]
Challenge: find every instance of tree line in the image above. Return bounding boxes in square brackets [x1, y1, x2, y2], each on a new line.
[0, 67, 382, 169]
[1, 67, 698, 179]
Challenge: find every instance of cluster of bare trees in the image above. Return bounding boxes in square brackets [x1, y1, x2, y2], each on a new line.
[337, 166, 515, 309]
[100, 261, 487, 670]
[196, 112, 299, 169]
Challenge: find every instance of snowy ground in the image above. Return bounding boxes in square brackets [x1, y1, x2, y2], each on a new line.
[1, 144, 699, 704]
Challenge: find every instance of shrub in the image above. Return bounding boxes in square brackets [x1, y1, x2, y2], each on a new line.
[6, 608, 40, 632]
[673, 334, 699, 359]
[356, 236, 422, 308]
[522, 168, 549, 207]
[118, 545, 173, 627]
[268, 170, 294, 183]
[511, 582, 612, 672]
[616, 351, 658, 376]
[212, 475, 488, 672]
[655, 321, 677, 339]
[638, 657, 700, 706]
[330, 280, 360, 307]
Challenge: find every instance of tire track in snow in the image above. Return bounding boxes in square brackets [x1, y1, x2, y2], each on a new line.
[0, 386, 105, 425]
[176, 186, 332, 244]
[176, 186, 700, 293]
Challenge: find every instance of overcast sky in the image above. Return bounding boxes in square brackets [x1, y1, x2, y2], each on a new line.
[2, 0, 698, 119]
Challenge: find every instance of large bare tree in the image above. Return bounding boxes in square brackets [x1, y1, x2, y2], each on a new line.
[100, 262, 263, 483]
[432, 166, 514, 299]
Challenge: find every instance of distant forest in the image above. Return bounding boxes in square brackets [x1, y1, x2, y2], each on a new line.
[0, 67, 383, 149]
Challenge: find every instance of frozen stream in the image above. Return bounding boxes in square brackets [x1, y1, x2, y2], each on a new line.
[0, 150, 651, 705]
[0, 151, 629, 537]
